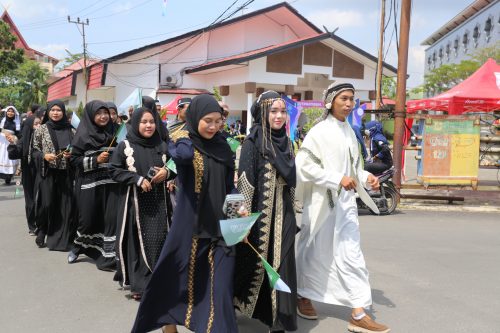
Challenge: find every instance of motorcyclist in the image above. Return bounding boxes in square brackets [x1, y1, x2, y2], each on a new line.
[363, 121, 393, 175]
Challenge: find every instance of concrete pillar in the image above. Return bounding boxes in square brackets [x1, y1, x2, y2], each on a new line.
[244, 82, 256, 94]
[246, 93, 253, 134]
[256, 87, 265, 98]
[285, 85, 294, 96]
[219, 85, 230, 96]
[304, 90, 313, 100]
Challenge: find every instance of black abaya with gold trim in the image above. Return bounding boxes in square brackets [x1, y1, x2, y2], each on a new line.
[234, 138, 298, 332]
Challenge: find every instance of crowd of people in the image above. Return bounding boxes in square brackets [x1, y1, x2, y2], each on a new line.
[0, 82, 391, 333]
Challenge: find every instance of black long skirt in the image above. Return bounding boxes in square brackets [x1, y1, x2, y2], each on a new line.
[131, 214, 237, 332]
[114, 184, 169, 294]
[21, 158, 37, 232]
[35, 168, 76, 251]
[234, 190, 298, 331]
[72, 182, 117, 271]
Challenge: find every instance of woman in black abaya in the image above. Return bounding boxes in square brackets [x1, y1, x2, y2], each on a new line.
[142, 96, 169, 142]
[68, 100, 118, 269]
[110, 107, 173, 300]
[32, 100, 76, 250]
[132, 94, 238, 333]
[234, 91, 298, 332]
[7, 114, 42, 234]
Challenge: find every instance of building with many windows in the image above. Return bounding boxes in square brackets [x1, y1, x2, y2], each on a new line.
[422, 0, 499, 74]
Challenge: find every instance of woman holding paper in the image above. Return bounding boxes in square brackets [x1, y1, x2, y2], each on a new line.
[132, 94, 237, 333]
[110, 107, 173, 300]
[32, 100, 76, 251]
[234, 90, 298, 333]
[67, 100, 119, 269]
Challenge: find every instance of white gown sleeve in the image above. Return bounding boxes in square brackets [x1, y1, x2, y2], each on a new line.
[296, 145, 344, 193]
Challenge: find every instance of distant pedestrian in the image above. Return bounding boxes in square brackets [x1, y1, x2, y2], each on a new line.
[0, 106, 21, 185]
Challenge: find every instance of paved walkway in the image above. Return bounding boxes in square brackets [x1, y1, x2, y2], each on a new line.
[1, 183, 499, 332]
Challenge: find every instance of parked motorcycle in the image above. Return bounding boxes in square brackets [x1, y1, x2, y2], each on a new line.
[357, 167, 398, 215]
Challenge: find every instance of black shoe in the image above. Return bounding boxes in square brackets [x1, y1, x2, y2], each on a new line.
[67, 250, 79, 264]
[28, 230, 36, 236]
[35, 233, 45, 248]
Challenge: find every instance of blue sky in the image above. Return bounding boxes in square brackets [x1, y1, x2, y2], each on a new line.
[4, 0, 472, 88]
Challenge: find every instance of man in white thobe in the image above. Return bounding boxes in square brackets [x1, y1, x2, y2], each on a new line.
[295, 83, 390, 333]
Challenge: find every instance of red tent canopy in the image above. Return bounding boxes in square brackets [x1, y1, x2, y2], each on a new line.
[362, 97, 396, 109]
[161, 95, 182, 120]
[407, 58, 500, 114]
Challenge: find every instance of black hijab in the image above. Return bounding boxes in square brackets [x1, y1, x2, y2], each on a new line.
[35, 106, 46, 119]
[186, 94, 234, 239]
[185, 94, 233, 168]
[126, 107, 162, 148]
[43, 100, 73, 152]
[31, 104, 40, 113]
[20, 116, 38, 157]
[72, 100, 113, 153]
[246, 91, 296, 187]
[106, 102, 119, 135]
[142, 96, 169, 142]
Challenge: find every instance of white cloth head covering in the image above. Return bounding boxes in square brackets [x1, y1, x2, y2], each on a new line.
[0, 106, 21, 131]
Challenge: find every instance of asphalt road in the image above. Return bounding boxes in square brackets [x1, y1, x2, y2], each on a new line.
[1, 183, 499, 333]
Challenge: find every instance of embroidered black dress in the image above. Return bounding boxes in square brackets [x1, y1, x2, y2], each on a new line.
[234, 91, 298, 332]
[132, 95, 237, 333]
[110, 107, 173, 295]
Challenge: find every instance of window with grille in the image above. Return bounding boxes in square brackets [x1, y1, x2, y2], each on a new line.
[473, 25, 480, 47]
[462, 32, 469, 53]
[484, 17, 492, 42]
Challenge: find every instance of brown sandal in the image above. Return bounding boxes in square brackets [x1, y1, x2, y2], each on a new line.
[161, 325, 178, 333]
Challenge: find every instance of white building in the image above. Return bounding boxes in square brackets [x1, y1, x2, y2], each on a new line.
[422, 0, 500, 75]
[48, 2, 397, 127]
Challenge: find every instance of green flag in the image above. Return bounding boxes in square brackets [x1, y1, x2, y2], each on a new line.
[260, 254, 291, 293]
[219, 213, 261, 246]
[166, 158, 177, 174]
[227, 137, 240, 153]
[14, 187, 23, 199]
[115, 123, 128, 143]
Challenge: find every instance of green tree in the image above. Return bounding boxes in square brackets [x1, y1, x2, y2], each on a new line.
[381, 76, 397, 99]
[470, 41, 500, 63]
[55, 52, 84, 71]
[0, 20, 25, 77]
[76, 101, 84, 117]
[301, 107, 324, 133]
[422, 43, 499, 97]
[0, 58, 49, 112]
[212, 86, 222, 101]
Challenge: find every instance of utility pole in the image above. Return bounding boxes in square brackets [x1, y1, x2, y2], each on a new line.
[67, 16, 90, 104]
[375, 0, 386, 110]
[393, 0, 412, 193]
